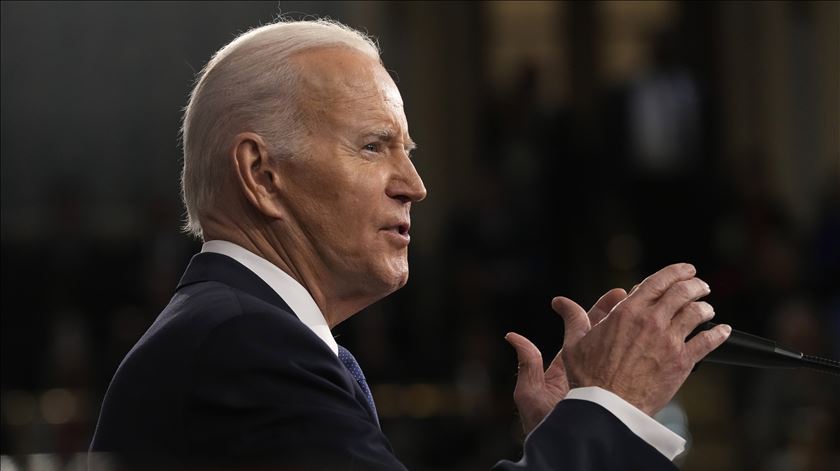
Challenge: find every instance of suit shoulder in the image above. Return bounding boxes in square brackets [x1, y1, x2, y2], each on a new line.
[162, 281, 335, 380]
[146, 280, 301, 338]
[91, 281, 312, 453]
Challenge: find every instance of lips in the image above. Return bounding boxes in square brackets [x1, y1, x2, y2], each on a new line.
[381, 221, 411, 244]
[382, 220, 410, 234]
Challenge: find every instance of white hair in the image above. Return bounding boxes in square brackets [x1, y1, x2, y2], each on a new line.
[180, 19, 381, 239]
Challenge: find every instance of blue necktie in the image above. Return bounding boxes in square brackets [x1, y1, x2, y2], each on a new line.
[338, 345, 379, 424]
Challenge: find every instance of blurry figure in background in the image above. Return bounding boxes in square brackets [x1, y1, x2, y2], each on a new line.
[628, 30, 701, 180]
[89, 18, 730, 470]
[743, 299, 840, 471]
[604, 28, 711, 275]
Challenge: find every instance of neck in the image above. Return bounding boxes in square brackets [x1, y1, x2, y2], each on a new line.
[201, 215, 365, 328]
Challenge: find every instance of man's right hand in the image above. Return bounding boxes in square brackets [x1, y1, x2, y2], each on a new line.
[560, 263, 731, 416]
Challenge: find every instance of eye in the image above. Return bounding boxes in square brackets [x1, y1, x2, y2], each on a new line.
[363, 142, 382, 153]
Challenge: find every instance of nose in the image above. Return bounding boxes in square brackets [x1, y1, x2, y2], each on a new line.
[386, 155, 427, 204]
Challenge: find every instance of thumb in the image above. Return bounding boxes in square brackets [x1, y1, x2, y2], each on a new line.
[505, 332, 544, 389]
[551, 296, 590, 348]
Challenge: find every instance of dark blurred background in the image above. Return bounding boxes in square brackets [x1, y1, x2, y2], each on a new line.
[2, 1, 838, 470]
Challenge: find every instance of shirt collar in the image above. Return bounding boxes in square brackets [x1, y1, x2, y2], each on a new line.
[201, 240, 339, 356]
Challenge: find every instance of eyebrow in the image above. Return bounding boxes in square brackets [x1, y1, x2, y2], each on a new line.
[366, 129, 417, 152]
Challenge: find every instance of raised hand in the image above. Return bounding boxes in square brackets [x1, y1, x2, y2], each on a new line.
[505, 288, 627, 434]
[561, 263, 731, 416]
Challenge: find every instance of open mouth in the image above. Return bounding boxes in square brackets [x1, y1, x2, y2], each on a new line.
[381, 222, 411, 242]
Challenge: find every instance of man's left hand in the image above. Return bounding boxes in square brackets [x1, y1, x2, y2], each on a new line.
[505, 288, 627, 434]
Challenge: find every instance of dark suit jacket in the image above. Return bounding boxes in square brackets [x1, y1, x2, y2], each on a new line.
[91, 252, 676, 470]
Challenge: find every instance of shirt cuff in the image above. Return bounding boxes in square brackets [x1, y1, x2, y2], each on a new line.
[565, 386, 686, 461]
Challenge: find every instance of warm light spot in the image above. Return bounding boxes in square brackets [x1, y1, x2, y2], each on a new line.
[401, 383, 441, 418]
[371, 383, 400, 417]
[40, 388, 77, 425]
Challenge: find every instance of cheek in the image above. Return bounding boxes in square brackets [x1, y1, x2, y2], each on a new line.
[301, 165, 393, 257]
[323, 195, 382, 259]
[293, 172, 369, 236]
[340, 178, 387, 232]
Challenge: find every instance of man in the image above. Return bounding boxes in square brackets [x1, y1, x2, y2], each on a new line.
[91, 19, 731, 470]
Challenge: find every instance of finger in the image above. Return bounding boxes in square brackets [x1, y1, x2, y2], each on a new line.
[630, 263, 696, 303]
[551, 296, 589, 348]
[505, 332, 545, 388]
[686, 324, 732, 363]
[672, 301, 715, 338]
[657, 278, 711, 319]
[589, 288, 627, 326]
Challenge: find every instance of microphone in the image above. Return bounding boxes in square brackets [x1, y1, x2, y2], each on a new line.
[691, 322, 840, 376]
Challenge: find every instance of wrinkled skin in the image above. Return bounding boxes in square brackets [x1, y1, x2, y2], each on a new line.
[203, 46, 426, 327]
[507, 263, 731, 434]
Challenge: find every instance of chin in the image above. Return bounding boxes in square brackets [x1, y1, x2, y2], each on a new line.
[394, 271, 409, 290]
[359, 255, 410, 301]
[382, 268, 409, 293]
[379, 261, 410, 295]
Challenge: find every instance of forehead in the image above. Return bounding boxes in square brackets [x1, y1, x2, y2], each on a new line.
[292, 47, 406, 130]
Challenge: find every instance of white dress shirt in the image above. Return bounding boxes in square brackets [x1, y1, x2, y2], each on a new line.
[200, 240, 685, 460]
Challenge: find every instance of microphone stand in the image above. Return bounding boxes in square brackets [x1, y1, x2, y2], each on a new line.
[691, 322, 840, 376]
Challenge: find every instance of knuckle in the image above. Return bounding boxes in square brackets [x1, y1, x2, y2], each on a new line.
[684, 302, 700, 315]
[675, 280, 694, 299]
[647, 277, 669, 295]
[698, 301, 715, 320]
[700, 331, 717, 350]
[672, 352, 686, 370]
[674, 332, 687, 350]
[654, 313, 670, 332]
[612, 302, 632, 319]
[687, 301, 702, 317]
[664, 263, 686, 278]
[674, 354, 691, 371]
[645, 264, 696, 296]
[676, 263, 696, 276]
[666, 336, 682, 354]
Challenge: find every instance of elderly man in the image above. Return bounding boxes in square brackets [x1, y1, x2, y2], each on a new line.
[91, 19, 730, 470]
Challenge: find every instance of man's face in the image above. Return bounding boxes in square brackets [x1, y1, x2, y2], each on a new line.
[276, 47, 426, 310]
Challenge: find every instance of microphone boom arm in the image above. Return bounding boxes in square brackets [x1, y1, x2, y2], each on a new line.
[691, 322, 840, 376]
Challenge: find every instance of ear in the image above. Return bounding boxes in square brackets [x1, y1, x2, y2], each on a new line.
[230, 132, 284, 220]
